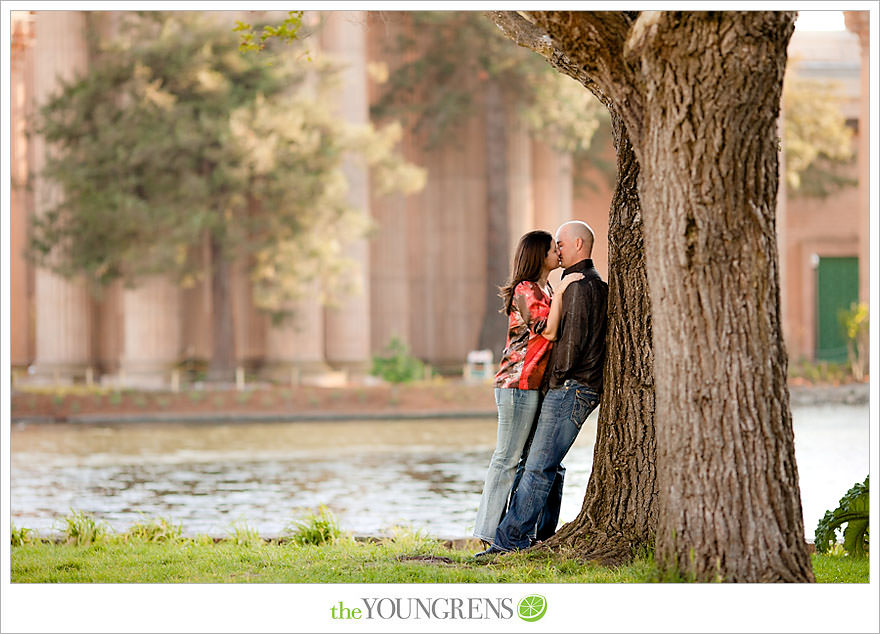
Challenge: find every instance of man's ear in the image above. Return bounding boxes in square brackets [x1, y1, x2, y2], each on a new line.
[575, 237, 583, 251]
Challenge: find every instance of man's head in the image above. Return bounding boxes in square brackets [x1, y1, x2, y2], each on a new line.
[555, 221, 595, 269]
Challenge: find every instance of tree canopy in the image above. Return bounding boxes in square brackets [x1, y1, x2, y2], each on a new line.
[31, 12, 424, 315]
[783, 70, 855, 196]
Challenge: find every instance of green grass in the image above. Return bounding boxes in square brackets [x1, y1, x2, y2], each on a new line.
[10, 533, 868, 584]
[810, 552, 871, 583]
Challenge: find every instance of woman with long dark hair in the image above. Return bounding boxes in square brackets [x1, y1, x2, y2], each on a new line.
[473, 230, 582, 546]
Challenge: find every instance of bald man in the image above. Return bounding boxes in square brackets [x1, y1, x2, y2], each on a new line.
[478, 220, 608, 555]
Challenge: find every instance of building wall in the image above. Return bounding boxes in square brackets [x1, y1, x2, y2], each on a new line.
[9, 10, 869, 381]
[781, 23, 867, 362]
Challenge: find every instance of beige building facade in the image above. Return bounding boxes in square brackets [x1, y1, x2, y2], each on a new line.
[9, 11, 870, 385]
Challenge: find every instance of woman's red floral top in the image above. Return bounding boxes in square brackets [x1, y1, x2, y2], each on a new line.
[494, 280, 552, 390]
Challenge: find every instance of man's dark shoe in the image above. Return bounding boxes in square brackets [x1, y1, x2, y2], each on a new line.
[474, 545, 508, 558]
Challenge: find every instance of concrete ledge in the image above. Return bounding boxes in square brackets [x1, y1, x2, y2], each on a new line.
[788, 383, 869, 407]
[12, 410, 498, 425]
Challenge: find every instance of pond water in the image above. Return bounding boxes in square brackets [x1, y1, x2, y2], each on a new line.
[10, 404, 869, 541]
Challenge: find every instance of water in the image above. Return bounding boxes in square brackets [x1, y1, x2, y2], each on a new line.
[10, 404, 869, 540]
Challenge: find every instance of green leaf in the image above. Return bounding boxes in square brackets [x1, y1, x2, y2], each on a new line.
[814, 476, 869, 558]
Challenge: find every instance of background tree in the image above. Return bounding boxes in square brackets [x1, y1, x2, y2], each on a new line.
[371, 12, 606, 360]
[782, 70, 856, 196]
[30, 12, 424, 381]
[491, 10, 813, 582]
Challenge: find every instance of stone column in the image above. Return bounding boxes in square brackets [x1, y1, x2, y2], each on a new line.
[264, 290, 330, 382]
[261, 11, 330, 381]
[532, 139, 572, 232]
[844, 11, 870, 306]
[532, 139, 573, 288]
[507, 110, 534, 250]
[11, 13, 34, 370]
[321, 11, 372, 374]
[30, 11, 93, 383]
[119, 277, 181, 388]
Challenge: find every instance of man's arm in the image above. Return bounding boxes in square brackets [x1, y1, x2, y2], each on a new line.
[549, 281, 592, 384]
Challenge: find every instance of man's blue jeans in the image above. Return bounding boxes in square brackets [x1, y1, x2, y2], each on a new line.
[493, 379, 600, 551]
[509, 415, 565, 543]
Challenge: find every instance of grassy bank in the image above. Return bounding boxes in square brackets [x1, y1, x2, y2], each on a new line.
[11, 533, 868, 584]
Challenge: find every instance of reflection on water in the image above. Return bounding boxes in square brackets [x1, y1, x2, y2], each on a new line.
[10, 404, 869, 540]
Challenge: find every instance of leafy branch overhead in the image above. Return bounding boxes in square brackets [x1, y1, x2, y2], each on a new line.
[235, 10, 305, 53]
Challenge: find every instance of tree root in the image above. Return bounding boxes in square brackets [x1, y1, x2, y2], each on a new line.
[533, 528, 651, 568]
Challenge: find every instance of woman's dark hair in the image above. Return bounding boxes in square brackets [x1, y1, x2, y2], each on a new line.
[498, 230, 553, 315]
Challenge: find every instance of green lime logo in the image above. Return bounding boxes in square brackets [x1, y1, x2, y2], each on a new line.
[517, 594, 547, 622]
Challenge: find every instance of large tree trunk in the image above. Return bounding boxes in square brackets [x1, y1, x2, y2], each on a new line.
[635, 12, 813, 582]
[208, 233, 235, 382]
[477, 79, 511, 361]
[543, 109, 657, 565]
[489, 9, 813, 583]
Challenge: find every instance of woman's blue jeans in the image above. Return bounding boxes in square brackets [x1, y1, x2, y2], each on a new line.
[473, 388, 540, 542]
[493, 380, 600, 551]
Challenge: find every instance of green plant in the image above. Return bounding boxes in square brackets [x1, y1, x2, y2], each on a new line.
[177, 357, 209, 383]
[815, 476, 869, 558]
[788, 359, 851, 384]
[123, 517, 183, 543]
[838, 302, 869, 381]
[371, 337, 428, 384]
[11, 522, 38, 547]
[286, 506, 342, 546]
[227, 521, 262, 547]
[58, 510, 108, 546]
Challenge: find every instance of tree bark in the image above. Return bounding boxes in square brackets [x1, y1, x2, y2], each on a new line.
[488, 10, 814, 582]
[208, 233, 235, 382]
[633, 12, 813, 582]
[542, 109, 657, 565]
[477, 79, 511, 360]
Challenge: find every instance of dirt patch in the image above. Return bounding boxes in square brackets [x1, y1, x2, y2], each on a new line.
[396, 555, 456, 565]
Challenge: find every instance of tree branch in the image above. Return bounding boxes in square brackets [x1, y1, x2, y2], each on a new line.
[486, 11, 555, 57]
[530, 12, 642, 135]
[487, 11, 644, 143]
[486, 11, 613, 109]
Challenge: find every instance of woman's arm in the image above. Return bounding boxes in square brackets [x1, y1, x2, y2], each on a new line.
[540, 273, 584, 341]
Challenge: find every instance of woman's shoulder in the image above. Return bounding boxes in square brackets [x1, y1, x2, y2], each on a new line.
[514, 280, 540, 296]
[515, 280, 549, 302]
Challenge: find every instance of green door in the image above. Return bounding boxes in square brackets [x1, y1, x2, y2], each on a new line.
[815, 256, 859, 362]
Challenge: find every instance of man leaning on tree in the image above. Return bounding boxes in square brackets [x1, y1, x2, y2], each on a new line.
[477, 220, 608, 556]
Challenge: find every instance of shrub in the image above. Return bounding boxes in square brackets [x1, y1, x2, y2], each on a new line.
[371, 337, 429, 384]
[227, 520, 262, 547]
[815, 476, 869, 558]
[287, 506, 342, 546]
[123, 517, 183, 543]
[11, 523, 38, 547]
[838, 302, 869, 381]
